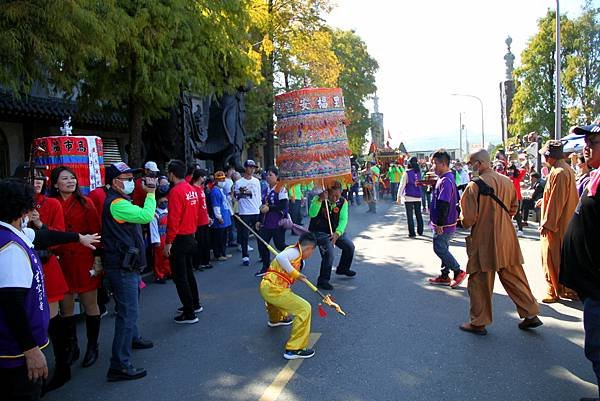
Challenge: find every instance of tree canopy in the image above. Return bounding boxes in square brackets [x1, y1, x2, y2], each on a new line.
[510, 5, 599, 139]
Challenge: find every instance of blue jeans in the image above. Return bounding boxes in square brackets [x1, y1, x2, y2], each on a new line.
[421, 188, 431, 210]
[584, 298, 600, 397]
[432, 231, 460, 276]
[105, 269, 140, 370]
[349, 184, 361, 205]
[390, 182, 399, 201]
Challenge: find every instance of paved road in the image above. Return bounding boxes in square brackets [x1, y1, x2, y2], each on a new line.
[44, 199, 597, 401]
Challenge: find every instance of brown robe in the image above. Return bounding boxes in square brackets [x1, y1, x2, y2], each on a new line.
[540, 162, 579, 299]
[460, 170, 539, 326]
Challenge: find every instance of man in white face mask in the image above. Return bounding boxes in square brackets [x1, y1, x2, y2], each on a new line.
[101, 162, 157, 382]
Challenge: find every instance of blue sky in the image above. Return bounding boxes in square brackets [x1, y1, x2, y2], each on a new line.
[327, 0, 588, 152]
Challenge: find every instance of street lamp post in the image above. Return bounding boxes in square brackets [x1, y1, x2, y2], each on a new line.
[555, 0, 562, 140]
[452, 93, 485, 149]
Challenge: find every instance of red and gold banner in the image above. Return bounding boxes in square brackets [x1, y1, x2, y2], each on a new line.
[33, 136, 105, 195]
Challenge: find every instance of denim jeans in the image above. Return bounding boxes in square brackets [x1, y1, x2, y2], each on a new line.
[314, 231, 355, 284]
[239, 214, 259, 258]
[405, 201, 424, 236]
[349, 184, 361, 205]
[105, 268, 140, 370]
[584, 297, 600, 397]
[390, 182, 400, 201]
[421, 188, 431, 210]
[432, 231, 460, 276]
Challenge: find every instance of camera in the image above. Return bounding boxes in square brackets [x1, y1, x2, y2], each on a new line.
[237, 187, 252, 199]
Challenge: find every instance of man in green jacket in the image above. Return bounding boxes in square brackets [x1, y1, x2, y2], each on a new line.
[101, 162, 157, 382]
[387, 162, 404, 201]
[308, 181, 356, 290]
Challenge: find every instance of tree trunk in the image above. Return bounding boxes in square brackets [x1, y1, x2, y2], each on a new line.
[128, 102, 144, 167]
[263, 0, 275, 168]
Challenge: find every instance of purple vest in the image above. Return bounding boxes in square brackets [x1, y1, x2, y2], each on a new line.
[0, 226, 49, 368]
[404, 169, 422, 198]
[262, 186, 285, 229]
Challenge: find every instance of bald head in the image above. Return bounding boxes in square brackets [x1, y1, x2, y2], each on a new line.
[469, 149, 491, 163]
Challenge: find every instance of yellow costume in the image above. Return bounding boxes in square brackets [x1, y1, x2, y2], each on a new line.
[259, 244, 312, 351]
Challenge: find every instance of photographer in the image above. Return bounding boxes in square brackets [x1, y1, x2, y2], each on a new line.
[234, 160, 262, 266]
[102, 162, 157, 382]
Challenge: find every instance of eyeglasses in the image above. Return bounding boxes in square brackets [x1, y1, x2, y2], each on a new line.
[116, 177, 134, 182]
[467, 160, 480, 166]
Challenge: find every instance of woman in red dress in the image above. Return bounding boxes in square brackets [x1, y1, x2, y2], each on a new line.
[50, 166, 102, 369]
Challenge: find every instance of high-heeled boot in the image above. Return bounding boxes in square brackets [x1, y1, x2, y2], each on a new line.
[63, 315, 80, 365]
[42, 315, 71, 395]
[81, 314, 100, 367]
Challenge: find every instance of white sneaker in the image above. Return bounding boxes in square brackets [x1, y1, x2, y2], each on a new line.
[248, 245, 254, 252]
[242, 257, 250, 266]
[517, 230, 524, 237]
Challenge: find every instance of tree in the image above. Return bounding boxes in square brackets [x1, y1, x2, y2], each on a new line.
[564, 2, 600, 125]
[77, 0, 260, 166]
[510, 10, 576, 139]
[244, 0, 335, 166]
[331, 29, 378, 155]
[0, 1, 113, 95]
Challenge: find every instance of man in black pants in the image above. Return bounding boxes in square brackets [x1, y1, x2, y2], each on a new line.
[308, 182, 356, 290]
[164, 160, 202, 324]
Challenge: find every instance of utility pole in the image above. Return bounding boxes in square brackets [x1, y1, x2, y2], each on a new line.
[555, 0, 562, 140]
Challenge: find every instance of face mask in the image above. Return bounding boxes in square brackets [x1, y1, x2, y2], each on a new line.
[158, 184, 170, 193]
[21, 216, 29, 230]
[158, 201, 168, 210]
[123, 180, 135, 195]
[217, 181, 225, 188]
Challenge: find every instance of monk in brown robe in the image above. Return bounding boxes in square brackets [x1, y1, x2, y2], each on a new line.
[459, 149, 541, 335]
[536, 140, 579, 303]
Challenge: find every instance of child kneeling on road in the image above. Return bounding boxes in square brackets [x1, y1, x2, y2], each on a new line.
[259, 232, 318, 360]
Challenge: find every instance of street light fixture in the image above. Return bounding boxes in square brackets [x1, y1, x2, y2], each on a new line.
[555, 0, 562, 140]
[452, 93, 485, 149]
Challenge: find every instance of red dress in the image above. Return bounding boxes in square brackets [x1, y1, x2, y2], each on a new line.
[55, 195, 101, 293]
[35, 194, 69, 303]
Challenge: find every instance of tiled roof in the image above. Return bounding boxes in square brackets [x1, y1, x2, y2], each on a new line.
[0, 92, 127, 128]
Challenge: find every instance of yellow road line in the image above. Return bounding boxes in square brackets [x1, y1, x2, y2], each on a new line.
[259, 333, 322, 401]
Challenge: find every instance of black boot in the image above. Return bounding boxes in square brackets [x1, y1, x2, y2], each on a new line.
[63, 315, 80, 365]
[42, 316, 71, 396]
[81, 314, 100, 368]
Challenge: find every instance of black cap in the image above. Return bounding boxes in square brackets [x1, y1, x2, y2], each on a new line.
[572, 124, 600, 136]
[106, 162, 141, 183]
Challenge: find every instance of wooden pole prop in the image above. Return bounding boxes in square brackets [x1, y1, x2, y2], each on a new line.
[233, 214, 346, 316]
[321, 179, 334, 236]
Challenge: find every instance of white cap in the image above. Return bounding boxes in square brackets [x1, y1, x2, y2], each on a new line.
[144, 161, 160, 172]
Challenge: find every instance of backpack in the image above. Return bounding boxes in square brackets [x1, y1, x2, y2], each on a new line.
[472, 177, 510, 214]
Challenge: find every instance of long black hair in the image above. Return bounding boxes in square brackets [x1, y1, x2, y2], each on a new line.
[49, 166, 89, 207]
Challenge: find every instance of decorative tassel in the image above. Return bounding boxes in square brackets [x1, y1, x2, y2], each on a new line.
[318, 303, 327, 318]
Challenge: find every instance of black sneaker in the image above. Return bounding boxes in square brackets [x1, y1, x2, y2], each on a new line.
[268, 317, 293, 327]
[255, 271, 267, 277]
[317, 282, 334, 291]
[107, 367, 147, 382]
[283, 348, 315, 360]
[335, 269, 357, 277]
[176, 305, 203, 314]
[174, 313, 198, 324]
[132, 337, 154, 349]
[202, 264, 213, 270]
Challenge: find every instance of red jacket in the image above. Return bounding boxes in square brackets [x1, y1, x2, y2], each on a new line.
[88, 186, 108, 224]
[509, 169, 527, 201]
[195, 184, 210, 227]
[166, 180, 199, 243]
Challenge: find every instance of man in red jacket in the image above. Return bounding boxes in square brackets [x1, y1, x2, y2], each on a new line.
[164, 160, 201, 324]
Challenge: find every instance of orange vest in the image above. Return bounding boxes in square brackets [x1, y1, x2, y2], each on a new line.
[263, 244, 303, 288]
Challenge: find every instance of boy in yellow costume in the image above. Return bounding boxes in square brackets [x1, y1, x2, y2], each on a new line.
[259, 233, 318, 360]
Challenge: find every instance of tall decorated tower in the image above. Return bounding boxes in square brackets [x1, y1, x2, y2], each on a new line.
[370, 93, 385, 149]
[499, 36, 515, 144]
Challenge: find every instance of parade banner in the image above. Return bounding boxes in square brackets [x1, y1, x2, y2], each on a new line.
[33, 136, 105, 195]
[274, 87, 352, 187]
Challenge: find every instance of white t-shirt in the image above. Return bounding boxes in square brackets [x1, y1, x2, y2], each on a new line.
[223, 177, 234, 196]
[275, 247, 301, 273]
[234, 176, 262, 215]
[0, 221, 35, 288]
